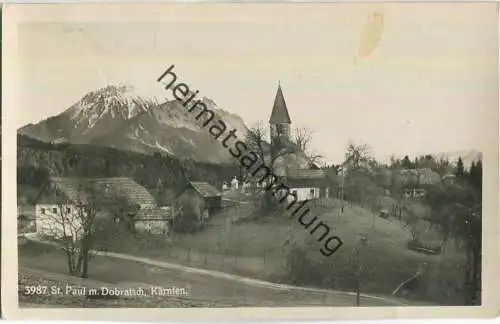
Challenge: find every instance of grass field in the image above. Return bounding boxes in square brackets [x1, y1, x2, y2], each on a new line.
[18, 241, 413, 307]
[19, 267, 226, 308]
[94, 198, 467, 305]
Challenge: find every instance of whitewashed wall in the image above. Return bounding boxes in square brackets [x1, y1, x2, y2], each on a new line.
[288, 187, 320, 202]
[35, 204, 84, 240]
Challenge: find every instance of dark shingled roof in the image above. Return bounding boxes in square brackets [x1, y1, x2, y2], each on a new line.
[287, 169, 328, 180]
[135, 207, 172, 221]
[188, 181, 222, 198]
[49, 177, 156, 205]
[269, 84, 291, 124]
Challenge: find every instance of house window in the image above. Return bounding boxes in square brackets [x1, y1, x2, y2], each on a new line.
[52, 207, 58, 214]
[41, 208, 46, 215]
[66, 207, 71, 213]
[310, 189, 315, 198]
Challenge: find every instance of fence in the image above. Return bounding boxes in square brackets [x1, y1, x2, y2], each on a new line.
[150, 245, 288, 279]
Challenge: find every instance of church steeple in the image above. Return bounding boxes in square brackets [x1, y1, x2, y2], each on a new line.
[269, 83, 292, 124]
[269, 83, 292, 146]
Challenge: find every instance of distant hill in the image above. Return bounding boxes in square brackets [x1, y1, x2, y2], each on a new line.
[18, 84, 249, 165]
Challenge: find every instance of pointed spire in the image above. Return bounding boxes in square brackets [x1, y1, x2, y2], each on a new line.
[269, 82, 291, 124]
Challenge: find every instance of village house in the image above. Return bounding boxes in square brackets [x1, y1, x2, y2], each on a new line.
[286, 169, 331, 201]
[176, 181, 222, 226]
[401, 168, 442, 198]
[33, 177, 169, 239]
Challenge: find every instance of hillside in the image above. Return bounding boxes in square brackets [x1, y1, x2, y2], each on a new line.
[18, 84, 249, 164]
[19, 241, 408, 307]
[95, 197, 462, 306]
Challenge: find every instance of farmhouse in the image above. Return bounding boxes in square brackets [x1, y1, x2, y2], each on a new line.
[399, 168, 442, 198]
[33, 177, 162, 239]
[177, 181, 222, 225]
[268, 84, 332, 201]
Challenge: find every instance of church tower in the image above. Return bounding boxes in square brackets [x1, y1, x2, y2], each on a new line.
[269, 83, 292, 148]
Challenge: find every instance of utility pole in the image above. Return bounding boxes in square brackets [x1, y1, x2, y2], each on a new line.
[339, 166, 347, 216]
[353, 236, 368, 306]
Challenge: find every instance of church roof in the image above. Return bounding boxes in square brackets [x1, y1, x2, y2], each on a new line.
[269, 84, 292, 124]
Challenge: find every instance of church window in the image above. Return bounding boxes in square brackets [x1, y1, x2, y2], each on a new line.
[276, 124, 285, 136]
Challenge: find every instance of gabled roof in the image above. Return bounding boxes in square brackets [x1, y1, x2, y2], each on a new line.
[417, 168, 441, 185]
[135, 207, 172, 221]
[188, 181, 222, 198]
[287, 169, 328, 180]
[92, 178, 156, 205]
[269, 84, 292, 124]
[46, 177, 156, 206]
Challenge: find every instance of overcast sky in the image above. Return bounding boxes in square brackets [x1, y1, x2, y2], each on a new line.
[14, 3, 498, 163]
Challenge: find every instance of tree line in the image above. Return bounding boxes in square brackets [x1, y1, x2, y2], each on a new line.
[17, 135, 239, 205]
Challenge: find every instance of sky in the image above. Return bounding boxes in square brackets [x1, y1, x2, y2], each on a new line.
[13, 3, 498, 163]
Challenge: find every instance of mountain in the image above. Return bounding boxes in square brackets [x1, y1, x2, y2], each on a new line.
[432, 149, 482, 168]
[18, 84, 249, 164]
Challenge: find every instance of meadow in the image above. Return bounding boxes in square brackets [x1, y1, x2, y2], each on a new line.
[95, 198, 466, 305]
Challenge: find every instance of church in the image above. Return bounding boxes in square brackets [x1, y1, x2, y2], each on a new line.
[268, 83, 332, 202]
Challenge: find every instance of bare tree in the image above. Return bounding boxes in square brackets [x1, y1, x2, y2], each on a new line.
[105, 195, 140, 233]
[344, 141, 373, 169]
[48, 180, 101, 278]
[245, 121, 269, 162]
[245, 122, 322, 171]
[292, 127, 324, 165]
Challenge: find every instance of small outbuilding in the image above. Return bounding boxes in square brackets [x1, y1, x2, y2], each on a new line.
[176, 181, 222, 225]
[133, 207, 173, 235]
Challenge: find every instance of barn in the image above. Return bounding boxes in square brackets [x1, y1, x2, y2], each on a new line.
[176, 181, 222, 226]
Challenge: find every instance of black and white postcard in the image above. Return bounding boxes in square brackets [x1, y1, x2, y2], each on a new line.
[2, 2, 499, 320]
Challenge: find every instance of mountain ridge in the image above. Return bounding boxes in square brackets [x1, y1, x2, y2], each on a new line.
[18, 84, 249, 165]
